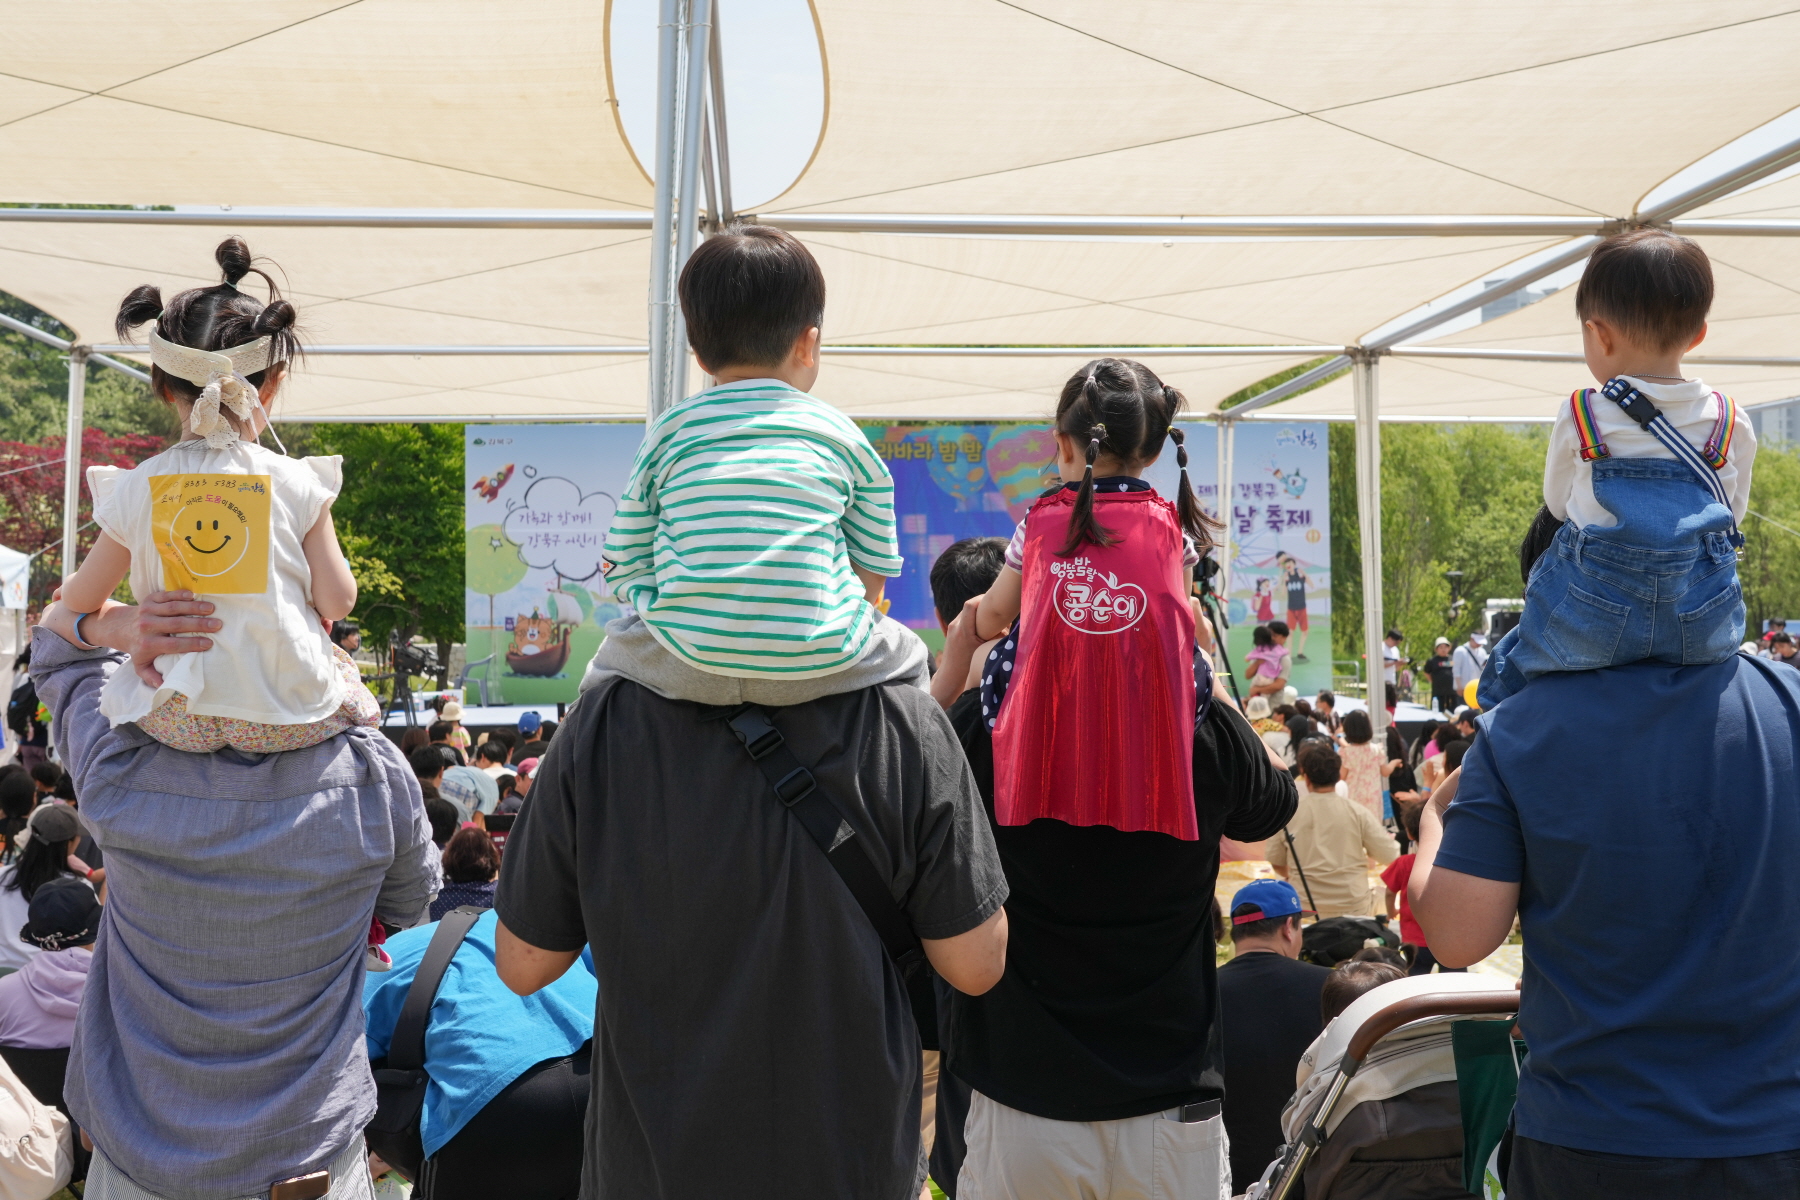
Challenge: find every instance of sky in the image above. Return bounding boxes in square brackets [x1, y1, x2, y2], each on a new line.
[609, 0, 825, 211]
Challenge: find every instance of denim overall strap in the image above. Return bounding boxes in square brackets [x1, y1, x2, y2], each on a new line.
[1597, 377, 1744, 550]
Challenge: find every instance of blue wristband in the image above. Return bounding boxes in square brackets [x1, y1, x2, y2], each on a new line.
[71, 611, 92, 648]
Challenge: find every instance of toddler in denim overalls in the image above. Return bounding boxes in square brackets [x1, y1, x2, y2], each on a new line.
[1479, 375, 1756, 707]
[1478, 231, 1758, 709]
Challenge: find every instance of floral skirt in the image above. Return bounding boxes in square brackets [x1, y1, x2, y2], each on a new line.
[136, 644, 382, 753]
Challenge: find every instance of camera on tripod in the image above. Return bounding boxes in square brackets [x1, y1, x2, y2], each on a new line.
[390, 635, 440, 678]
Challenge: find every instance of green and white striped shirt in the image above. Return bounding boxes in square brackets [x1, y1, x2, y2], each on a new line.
[602, 380, 903, 677]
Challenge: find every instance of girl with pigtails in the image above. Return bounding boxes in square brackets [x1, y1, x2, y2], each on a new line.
[944, 360, 1298, 1197]
[973, 357, 1219, 840]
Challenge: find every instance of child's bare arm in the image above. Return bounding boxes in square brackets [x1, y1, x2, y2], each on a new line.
[974, 566, 1023, 641]
[60, 533, 133, 614]
[302, 507, 357, 622]
[1385, 887, 1399, 919]
[852, 563, 887, 607]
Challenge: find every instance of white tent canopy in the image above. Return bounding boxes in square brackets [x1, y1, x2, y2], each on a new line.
[9, 1, 1800, 730]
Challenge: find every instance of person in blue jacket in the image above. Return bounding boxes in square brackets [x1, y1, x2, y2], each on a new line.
[363, 909, 595, 1198]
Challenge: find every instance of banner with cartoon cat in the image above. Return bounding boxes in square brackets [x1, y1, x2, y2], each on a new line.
[866, 420, 1333, 697]
[464, 424, 643, 706]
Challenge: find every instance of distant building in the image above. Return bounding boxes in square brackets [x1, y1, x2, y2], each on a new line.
[1479, 280, 1557, 323]
[1749, 397, 1800, 446]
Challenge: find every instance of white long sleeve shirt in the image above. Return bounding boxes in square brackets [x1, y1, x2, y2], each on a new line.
[1544, 375, 1756, 530]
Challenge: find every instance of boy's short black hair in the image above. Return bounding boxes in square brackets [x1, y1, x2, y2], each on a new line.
[1268, 620, 1290, 638]
[428, 720, 453, 743]
[476, 739, 508, 765]
[1297, 740, 1341, 790]
[1575, 228, 1713, 353]
[929, 537, 1008, 626]
[679, 224, 826, 371]
[1520, 505, 1563, 585]
[424, 796, 459, 847]
[409, 746, 446, 781]
[28, 763, 61, 789]
[1396, 795, 1423, 841]
[1321, 960, 1405, 1024]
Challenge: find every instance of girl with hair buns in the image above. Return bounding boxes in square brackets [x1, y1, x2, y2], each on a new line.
[973, 357, 1220, 840]
[59, 236, 379, 754]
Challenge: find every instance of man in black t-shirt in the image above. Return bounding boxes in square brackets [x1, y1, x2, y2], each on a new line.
[1216, 880, 1330, 1193]
[493, 677, 1009, 1200]
[942, 679, 1297, 1197]
[1423, 637, 1458, 713]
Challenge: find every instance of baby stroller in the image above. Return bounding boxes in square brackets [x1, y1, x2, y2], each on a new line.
[1247, 974, 1522, 1200]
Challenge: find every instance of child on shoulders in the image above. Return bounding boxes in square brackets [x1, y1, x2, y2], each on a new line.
[972, 358, 1216, 840]
[1480, 229, 1756, 707]
[591, 225, 922, 704]
[60, 238, 378, 755]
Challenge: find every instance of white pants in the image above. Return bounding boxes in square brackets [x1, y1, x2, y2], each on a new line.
[86, 1138, 374, 1200]
[957, 1090, 1231, 1200]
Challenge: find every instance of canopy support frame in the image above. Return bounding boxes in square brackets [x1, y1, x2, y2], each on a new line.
[1351, 350, 1386, 729]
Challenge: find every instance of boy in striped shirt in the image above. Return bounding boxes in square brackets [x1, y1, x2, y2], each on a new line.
[1478, 229, 1755, 708]
[601, 225, 906, 680]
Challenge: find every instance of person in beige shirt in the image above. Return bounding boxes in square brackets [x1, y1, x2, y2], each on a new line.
[1266, 740, 1398, 917]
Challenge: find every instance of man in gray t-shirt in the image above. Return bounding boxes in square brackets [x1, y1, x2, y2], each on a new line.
[495, 675, 1009, 1200]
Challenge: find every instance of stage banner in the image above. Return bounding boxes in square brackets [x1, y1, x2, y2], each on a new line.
[868, 420, 1331, 696]
[463, 424, 644, 706]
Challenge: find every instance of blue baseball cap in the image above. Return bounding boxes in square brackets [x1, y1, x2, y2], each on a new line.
[518, 711, 542, 735]
[1229, 879, 1313, 926]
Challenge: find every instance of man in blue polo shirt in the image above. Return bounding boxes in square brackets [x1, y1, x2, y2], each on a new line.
[1410, 648, 1800, 1198]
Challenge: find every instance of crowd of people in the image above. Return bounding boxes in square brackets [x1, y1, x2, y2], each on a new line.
[0, 222, 1793, 1200]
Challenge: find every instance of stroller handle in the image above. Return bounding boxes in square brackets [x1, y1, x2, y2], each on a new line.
[1342, 989, 1521, 1074]
[1262, 988, 1522, 1200]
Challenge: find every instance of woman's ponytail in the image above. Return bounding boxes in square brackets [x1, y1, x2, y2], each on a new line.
[1060, 412, 1119, 556]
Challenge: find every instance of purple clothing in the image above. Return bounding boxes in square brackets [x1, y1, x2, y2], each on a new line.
[0, 946, 91, 1049]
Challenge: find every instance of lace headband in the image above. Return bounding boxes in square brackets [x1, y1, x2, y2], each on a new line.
[148, 329, 288, 452]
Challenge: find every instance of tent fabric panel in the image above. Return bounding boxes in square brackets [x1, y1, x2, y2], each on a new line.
[780, 1, 1800, 218]
[1269, 354, 1800, 420]
[0, 1, 651, 209]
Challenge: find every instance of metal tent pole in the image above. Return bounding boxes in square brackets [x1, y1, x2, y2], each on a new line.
[61, 347, 89, 581]
[646, 0, 685, 420]
[1352, 352, 1386, 729]
[667, 0, 713, 405]
[1218, 416, 1236, 601]
[707, 2, 735, 224]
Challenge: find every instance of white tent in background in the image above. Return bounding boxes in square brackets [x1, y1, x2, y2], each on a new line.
[7, 1, 1800, 731]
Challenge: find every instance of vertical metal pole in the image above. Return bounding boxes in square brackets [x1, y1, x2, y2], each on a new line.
[61, 347, 89, 581]
[646, 0, 685, 420]
[707, 1, 735, 224]
[1218, 416, 1236, 602]
[1353, 351, 1387, 733]
[669, 0, 713, 405]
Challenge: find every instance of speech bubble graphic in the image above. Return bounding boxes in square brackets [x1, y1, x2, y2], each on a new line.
[500, 474, 617, 583]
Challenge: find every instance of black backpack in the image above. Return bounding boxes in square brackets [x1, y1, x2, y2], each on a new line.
[1300, 915, 1399, 967]
[7, 676, 37, 738]
[365, 907, 484, 1181]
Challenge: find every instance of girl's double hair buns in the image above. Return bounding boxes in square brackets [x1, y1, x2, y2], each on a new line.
[114, 236, 302, 405]
[1052, 358, 1220, 557]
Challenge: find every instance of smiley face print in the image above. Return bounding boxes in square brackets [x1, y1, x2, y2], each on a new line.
[150, 473, 272, 594]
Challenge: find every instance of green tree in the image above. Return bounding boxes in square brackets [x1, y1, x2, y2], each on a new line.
[311, 423, 464, 677]
[0, 292, 177, 442]
[1742, 440, 1800, 629]
[1331, 422, 1548, 677]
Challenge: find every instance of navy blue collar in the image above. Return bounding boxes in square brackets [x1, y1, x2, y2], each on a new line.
[1060, 476, 1152, 494]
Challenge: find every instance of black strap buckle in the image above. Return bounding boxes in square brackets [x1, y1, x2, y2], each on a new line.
[727, 707, 784, 761]
[773, 766, 816, 806]
[1600, 377, 1662, 430]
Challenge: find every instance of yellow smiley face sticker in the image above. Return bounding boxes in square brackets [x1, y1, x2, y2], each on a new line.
[150, 474, 272, 594]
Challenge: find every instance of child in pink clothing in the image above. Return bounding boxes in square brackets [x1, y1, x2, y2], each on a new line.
[1338, 709, 1398, 816]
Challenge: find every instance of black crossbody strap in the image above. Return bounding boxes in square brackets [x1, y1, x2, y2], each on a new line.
[388, 906, 485, 1072]
[726, 705, 924, 969]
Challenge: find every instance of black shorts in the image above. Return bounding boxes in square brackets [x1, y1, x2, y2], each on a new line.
[417, 1041, 591, 1200]
[1510, 1135, 1800, 1200]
